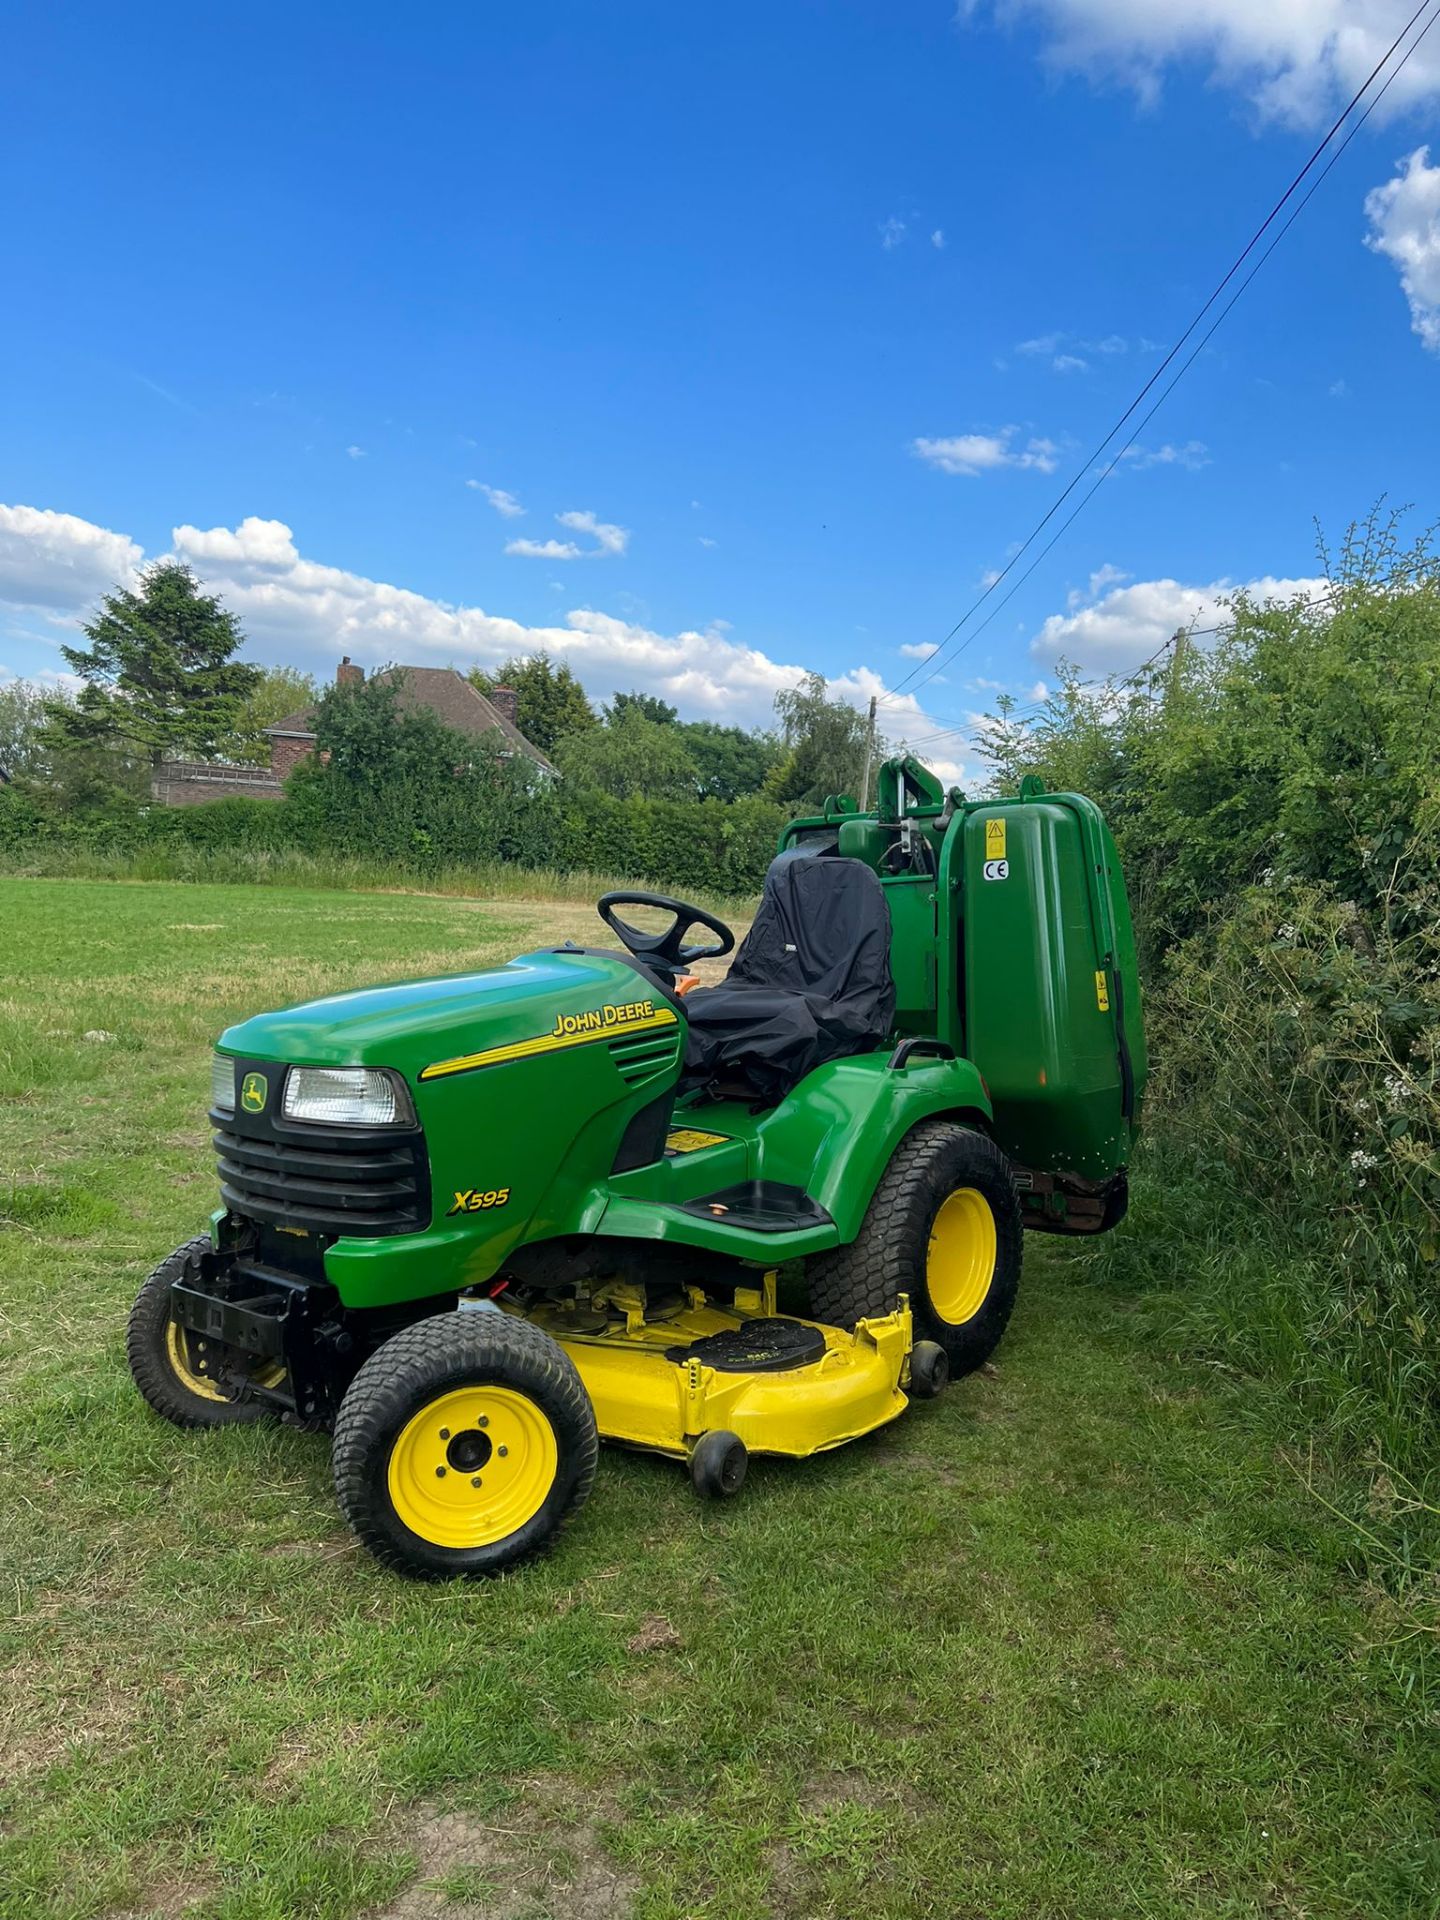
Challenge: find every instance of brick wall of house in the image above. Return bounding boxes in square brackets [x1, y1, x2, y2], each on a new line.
[150, 762, 284, 806]
[269, 734, 316, 780]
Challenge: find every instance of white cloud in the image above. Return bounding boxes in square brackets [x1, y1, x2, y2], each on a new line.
[879, 216, 907, 249]
[1031, 566, 1328, 673]
[0, 663, 85, 692]
[469, 482, 525, 518]
[1365, 147, 1440, 353]
[899, 641, 940, 659]
[1115, 439, 1211, 471]
[912, 428, 1061, 476]
[1328, 377, 1350, 397]
[345, 445, 366, 460]
[698, 536, 718, 548]
[1017, 329, 1128, 365]
[505, 509, 629, 561]
[0, 504, 144, 611]
[1016, 332, 1063, 356]
[557, 509, 629, 556]
[505, 537, 584, 560]
[931, 228, 946, 249]
[966, 1, 1440, 126]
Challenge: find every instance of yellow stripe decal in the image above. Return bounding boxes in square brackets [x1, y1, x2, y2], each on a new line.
[420, 1004, 679, 1081]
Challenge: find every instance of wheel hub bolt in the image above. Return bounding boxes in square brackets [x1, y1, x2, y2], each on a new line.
[435, 1466, 447, 1478]
[471, 1477, 482, 1488]
[439, 1428, 450, 1440]
[478, 1415, 489, 1428]
[498, 1445, 508, 1458]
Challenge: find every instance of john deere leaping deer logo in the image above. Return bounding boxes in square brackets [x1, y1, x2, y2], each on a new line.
[240, 1072, 268, 1113]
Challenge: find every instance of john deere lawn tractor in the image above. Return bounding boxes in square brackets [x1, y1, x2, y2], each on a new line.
[128, 759, 1145, 1578]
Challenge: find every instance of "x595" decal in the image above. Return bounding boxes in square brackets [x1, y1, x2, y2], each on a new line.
[447, 1187, 511, 1216]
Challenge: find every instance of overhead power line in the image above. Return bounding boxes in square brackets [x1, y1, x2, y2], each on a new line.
[882, 0, 1440, 712]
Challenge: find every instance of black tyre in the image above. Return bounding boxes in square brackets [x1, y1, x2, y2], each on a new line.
[332, 1310, 599, 1579]
[908, 1340, 949, 1400]
[127, 1238, 276, 1428]
[689, 1429, 748, 1498]
[806, 1121, 1021, 1377]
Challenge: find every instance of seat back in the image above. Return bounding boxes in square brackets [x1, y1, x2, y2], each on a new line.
[728, 855, 895, 1015]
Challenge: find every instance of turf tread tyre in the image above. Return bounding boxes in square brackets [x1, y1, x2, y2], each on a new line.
[332, 1311, 599, 1579]
[807, 1121, 1021, 1377]
[127, 1238, 273, 1429]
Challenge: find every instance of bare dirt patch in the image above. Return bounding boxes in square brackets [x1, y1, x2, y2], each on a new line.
[380, 1781, 636, 1920]
[623, 1613, 682, 1655]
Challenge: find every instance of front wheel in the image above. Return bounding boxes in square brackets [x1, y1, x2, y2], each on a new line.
[806, 1122, 1022, 1378]
[127, 1238, 278, 1428]
[332, 1311, 599, 1579]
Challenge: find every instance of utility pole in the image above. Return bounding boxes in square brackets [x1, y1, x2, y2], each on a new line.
[859, 695, 878, 811]
[1164, 628, 1189, 709]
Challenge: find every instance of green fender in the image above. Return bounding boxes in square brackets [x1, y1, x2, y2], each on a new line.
[597, 1050, 993, 1259]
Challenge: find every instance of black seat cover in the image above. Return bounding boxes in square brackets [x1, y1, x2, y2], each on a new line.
[680, 856, 895, 1104]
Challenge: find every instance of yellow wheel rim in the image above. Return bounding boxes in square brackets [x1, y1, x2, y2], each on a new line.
[387, 1386, 558, 1550]
[165, 1317, 286, 1402]
[165, 1319, 230, 1402]
[926, 1187, 998, 1325]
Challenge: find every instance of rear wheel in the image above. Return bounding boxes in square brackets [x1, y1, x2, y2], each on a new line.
[332, 1311, 598, 1579]
[806, 1121, 1021, 1377]
[127, 1238, 279, 1428]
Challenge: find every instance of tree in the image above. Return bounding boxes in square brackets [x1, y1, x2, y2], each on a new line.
[311, 669, 479, 784]
[765, 672, 880, 807]
[609, 689, 678, 726]
[0, 678, 52, 781]
[679, 719, 785, 802]
[40, 562, 260, 768]
[221, 665, 319, 765]
[552, 707, 700, 800]
[469, 653, 596, 755]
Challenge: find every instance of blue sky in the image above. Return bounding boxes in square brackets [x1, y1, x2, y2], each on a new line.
[3, 1, 1438, 777]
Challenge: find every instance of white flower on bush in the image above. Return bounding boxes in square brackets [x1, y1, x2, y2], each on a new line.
[1350, 1149, 1380, 1175]
[1383, 1074, 1413, 1104]
[1277, 923, 1298, 942]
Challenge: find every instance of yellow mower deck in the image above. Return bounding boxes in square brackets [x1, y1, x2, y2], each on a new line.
[507, 1275, 913, 1463]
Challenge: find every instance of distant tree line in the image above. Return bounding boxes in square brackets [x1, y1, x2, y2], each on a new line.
[0, 560, 890, 895]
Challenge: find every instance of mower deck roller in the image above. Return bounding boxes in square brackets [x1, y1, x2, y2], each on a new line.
[128, 758, 1145, 1578]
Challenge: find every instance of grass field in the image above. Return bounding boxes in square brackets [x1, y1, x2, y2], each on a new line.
[2, 877, 1436, 1920]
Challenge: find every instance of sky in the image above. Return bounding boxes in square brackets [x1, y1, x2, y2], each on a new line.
[3, 0, 1440, 782]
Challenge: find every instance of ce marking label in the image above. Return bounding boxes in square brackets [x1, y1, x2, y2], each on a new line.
[983, 858, 1010, 881]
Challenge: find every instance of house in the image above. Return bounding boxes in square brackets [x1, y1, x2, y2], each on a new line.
[151, 658, 556, 805]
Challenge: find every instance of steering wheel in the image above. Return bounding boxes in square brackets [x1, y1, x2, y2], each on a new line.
[596, 891, 735, 975]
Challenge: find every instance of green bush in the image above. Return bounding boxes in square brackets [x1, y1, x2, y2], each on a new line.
[983, 508, 1440, 1611]
[0, 769, 787, 901]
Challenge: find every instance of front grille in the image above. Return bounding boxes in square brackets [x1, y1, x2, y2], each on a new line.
[608, 1028, 683, 1085]
[213, 1119, 429, 1237]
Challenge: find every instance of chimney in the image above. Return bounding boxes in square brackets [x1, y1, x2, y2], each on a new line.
[489, 685, 518, 727]
[336, 655, 364, 688]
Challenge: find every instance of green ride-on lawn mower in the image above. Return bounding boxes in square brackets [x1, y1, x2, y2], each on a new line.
[128, 758, 1145, 1578]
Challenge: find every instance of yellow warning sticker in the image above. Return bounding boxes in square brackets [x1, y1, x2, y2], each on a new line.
[1095, 969, 1111, 1013]
[665, 1128, 731, 1155]
[985, 817, 1006, 860]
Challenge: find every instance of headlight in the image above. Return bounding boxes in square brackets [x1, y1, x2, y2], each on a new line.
[282, 1066, 416, 1128]
[211, 1052, 236, 1113]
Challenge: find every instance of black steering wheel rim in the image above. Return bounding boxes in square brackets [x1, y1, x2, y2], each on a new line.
[596, 891, 735, 970]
